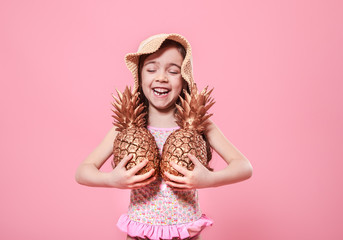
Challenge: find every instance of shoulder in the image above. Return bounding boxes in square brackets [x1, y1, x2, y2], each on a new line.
[79, 126, 119, 167]
[93, 126, 119, 152]
[203, 119, 228, 149]
[204, 119, 220, 135]
[104, 126, 119, 142]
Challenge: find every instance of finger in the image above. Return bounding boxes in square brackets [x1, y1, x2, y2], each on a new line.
[165, 180, 191, 190]
[133, 168, 155, 182]
[170, 161, 190, 176]
[130, 174, 157, 189]
[164, 171, 186, 184]
[187, 153, 201, 166]
[128, 159, 149, 175]
[117, 154, 133, 168]
[169, 187, 190, 191]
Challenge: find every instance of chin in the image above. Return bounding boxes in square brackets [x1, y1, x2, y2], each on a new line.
[150, 102, 176, 112]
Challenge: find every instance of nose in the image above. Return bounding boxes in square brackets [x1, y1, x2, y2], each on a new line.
[155, 71, 168, 83]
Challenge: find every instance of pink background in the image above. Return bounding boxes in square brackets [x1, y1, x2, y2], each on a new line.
[1, 0, 342, 239]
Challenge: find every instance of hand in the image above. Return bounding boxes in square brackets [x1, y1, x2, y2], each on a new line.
[164, 153, 214, 190]
[106, 154, 156, 189]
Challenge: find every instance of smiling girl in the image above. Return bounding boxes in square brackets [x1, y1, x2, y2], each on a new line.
[75, 33, 253, 240]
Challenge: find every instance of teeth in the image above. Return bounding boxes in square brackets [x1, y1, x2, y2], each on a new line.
[153, 88, 169, 95]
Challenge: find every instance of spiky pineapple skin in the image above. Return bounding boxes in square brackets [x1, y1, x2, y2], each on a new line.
[112, 127, 159, 176]
[160, 129, 208, 180]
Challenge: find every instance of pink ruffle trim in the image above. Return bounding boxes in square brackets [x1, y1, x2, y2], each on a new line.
[117, 214, 213, 240]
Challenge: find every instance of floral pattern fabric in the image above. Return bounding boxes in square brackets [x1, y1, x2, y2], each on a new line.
[127, 126, 202, 226]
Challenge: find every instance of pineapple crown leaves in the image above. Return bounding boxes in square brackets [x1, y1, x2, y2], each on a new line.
[111, 86, 146, 131]
[175, 83, 215, 133]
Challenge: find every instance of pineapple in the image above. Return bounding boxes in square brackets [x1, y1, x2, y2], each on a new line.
[111, 86, 159, 175]
[161, 84, 215, 180]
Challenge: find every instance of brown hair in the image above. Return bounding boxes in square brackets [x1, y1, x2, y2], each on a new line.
[137, 39, 213, 164]
[137, 39, 189, 123]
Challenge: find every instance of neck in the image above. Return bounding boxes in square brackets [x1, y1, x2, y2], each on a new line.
[148, 106, 178, 128]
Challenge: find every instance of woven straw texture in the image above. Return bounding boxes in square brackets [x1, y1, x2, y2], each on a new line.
[125, 33, 194, 91]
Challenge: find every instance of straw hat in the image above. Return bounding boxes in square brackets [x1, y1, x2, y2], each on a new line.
[125, 33, 194, 91]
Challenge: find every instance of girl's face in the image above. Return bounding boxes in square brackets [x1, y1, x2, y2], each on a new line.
[140, 46, 185, 113]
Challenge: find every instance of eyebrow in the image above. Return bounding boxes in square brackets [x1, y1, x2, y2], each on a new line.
[143, 61, 157, 66]
[144, 61, 181, 69]
[169, 63, 181, 69]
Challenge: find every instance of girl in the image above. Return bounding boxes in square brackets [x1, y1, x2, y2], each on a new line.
[75, 33, 253, 240]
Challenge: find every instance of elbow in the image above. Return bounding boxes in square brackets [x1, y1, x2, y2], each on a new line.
[75, 171, 81, 185]
[239, 158, 253, 181]
[244, 160, 253, 180]
[75, 167, 84, 185]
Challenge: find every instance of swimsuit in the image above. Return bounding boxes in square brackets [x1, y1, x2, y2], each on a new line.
[117, 126, 213, 240]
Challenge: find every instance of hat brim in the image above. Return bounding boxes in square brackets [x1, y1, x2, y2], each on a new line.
[125, 33, 194, 91]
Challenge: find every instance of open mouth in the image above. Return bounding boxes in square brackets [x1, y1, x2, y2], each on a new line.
[153, 88, 170, 96]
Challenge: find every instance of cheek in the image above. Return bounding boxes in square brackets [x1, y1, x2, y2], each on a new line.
[141, 82, 149, 97]
[173, 77, 184, 93]
[140, 72, 147, 85]
[140, 73, 150, 89]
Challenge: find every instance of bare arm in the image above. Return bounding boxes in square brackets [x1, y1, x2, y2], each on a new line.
[165, 120, 253, 189]
[204, 120, 253, 187]
[75, 126, 156, 189]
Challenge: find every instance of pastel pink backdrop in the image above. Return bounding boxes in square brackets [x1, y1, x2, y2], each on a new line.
[1, 0, 342, 239]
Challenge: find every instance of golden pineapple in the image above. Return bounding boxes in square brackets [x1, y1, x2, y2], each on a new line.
[161, 84, 215, 180]
[111, 86, 159, 175]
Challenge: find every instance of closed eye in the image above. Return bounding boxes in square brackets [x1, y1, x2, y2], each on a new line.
[168, 64, 181, 75]
[169, 69, 180, 74]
